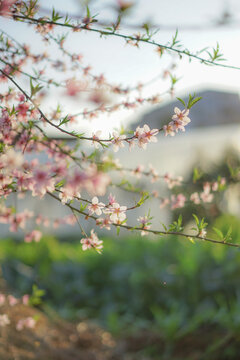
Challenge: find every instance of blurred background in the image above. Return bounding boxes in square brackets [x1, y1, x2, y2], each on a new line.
[1, 0, 240, 359]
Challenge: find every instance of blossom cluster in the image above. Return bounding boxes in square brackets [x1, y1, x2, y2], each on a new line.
[0, 1, 235, 262]
[163, 107, 191, 136]
[111, 124, 159, 152]
[80, 229, 103, 253]
[87, 195, 128, 233]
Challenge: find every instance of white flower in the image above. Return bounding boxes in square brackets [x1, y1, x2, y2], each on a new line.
[88, 196, 105, 216]
[105, 202, 127, 223]
[111, 132, 126, 152]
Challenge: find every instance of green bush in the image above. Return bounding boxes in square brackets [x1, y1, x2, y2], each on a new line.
[1, 214, 240, 341]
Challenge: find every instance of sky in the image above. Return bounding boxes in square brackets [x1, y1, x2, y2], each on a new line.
[1, 0, 240, 135]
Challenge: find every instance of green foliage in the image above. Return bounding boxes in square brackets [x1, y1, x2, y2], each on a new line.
[171, 29, 181, 48]
[192, 167, 204, 183]
[167, 214, 184, 232]
[58, 115, 70, 127]
[176, 93, 202, 109]
[1, 215, 240, 356]
[29, 284, 45, 306]
[207, 42, 226, 63]
[30, 78, 43, 98]
[192, 214, 208, 233]
[51, 8, 62, 22]
[187, 93, 202, 109]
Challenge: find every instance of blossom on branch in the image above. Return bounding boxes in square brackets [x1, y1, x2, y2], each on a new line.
[105, 202, 127, 223]
[80, 230, 103, 253]
[134, 124, 158, 149]
[164, 107, 191, 136]
[171, 194, 186, 209]
[111, 132, 126, 152]
[88, 196, 105, 216]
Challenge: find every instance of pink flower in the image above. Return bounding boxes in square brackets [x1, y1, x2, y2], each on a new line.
[88, 196, 105, 216]
[152, 190, 159, 198]
[134, 124, 158, 149]
[96, 216, 112, 230]
[212, 182, 218, 191]
[200, 182, 213, 203]
[164, 108, 191, 136]
[0, 314, 10, 327]
[66, 79, 87, 96]
[106, 202, 127, 223]
[80, 237, 92, 251]
[59, 186, 79, 204]
[9, 210, 33, 232]
[90, 230, 103, 252]
[137, 216, 151, 236]
[0, 0, 16, 17]
[17, 102, 30, 120]
[16, 317, 36, 331]
[111, 132, 126, 152]
[220, 178, 226, 186]
[80, 230, 103, 253]
[64, 215, 77, 225]
[22, 294, 29, 305]
[163, 123, 175, 136]
[199, 228, 207, 238]
[30, 169, 55, 198]
[171, 107, 190, 133]
[24, 230, 42, 243]
[1, 148, 24, 171]
[190, 192, 200, 204]
[132, 165, 144, 178]
[141, 124, 159, 143]
[149, 164, 159, 183]
[8, 295, 18, 306]
[85, 165, 110, 196]
[92, 130, 102, 149]
[164, 173, 183, 189]
[171, 194, 186, 209]
[108, 193, 116, 205]
[160, 198, 170, 208]
[0, 111, 11, 134]
[0, 294, 6, 306]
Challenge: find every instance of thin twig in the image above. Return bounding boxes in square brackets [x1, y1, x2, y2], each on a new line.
[47, 191, 240, 248]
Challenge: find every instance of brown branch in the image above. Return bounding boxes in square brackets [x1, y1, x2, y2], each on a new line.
[47, 192, 240, 248]
[11, 14, 240, 71]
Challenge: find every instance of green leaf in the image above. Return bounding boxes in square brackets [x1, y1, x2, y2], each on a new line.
[192, 214, 199, 226]
[172, 29, 179, 46]
[59, 115, 70, 127]
[80, 203, 87, 212]
[170, 74, 179, 86]
[161, 223, 168, 232]
[51, 8, 62, 22]
[86, 6, 91, 18]
[168, 215, 184, 232]
[178, 214, 182, 226]
[176, 97, 186, 107]
[55, 180, 65, 188]
[30, 78, 43, 98]
[187, 93, 202, 109]
[29, 284, 45, 306]
[137, 192, 149, 206]
[224, 226, 232, 242]
[193, 167, 203, 183]
[212, 227, 224, 240]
